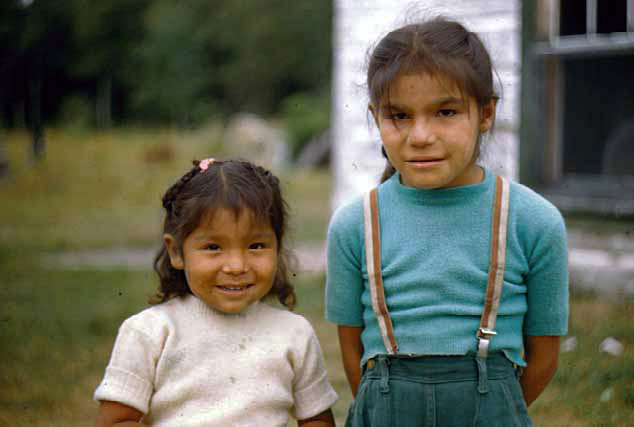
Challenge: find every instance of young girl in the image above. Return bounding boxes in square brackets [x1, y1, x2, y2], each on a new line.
[95, 159, 337, 427]
[326, 17, 568, 426]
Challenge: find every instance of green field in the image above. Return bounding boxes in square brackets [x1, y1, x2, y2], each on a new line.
[1, 129, 632, 426]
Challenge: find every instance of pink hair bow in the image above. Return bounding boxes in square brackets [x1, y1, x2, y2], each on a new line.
[199, 158, 215, 171]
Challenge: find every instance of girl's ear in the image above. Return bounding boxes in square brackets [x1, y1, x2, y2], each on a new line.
[163, 234, 184, 270]
[479, 99, 497, 133]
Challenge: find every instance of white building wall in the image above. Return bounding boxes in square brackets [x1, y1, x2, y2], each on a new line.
[331, 0, 521, 208]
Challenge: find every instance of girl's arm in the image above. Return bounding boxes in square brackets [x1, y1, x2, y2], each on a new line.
[520, 335, 560, 406]
[297, 408, 335, 427]
[337, 325, 364, 397]
[96, 400, 147, 427]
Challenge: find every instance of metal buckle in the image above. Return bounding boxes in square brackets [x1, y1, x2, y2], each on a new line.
[478, 327, 497, 337]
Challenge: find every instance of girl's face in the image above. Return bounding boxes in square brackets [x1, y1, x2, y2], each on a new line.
[164, 207, 278, 315]
[371, 73, 496, 189]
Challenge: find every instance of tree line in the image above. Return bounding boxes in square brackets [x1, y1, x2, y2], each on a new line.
[0, 0, 332, 130]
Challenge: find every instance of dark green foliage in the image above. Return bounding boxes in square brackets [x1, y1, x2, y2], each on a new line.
[0, 0, 74, 127]
[0, 0, 332, 127]
[280, 91, 330, 158]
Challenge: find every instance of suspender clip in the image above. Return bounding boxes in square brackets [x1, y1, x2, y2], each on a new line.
[477, 328, 496, 358]
[477, 327, 497, 337]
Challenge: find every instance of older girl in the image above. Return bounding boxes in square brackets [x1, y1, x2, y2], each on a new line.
[326, 17, 568, 426]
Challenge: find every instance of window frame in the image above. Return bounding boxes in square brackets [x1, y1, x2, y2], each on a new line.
[520, 0, 634, 215]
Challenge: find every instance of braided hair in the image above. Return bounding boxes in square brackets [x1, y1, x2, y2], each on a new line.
[151, 159, 296, 309]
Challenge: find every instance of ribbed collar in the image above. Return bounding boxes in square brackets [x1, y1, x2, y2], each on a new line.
[179, 294, 262, 321]
[384, 166, 494, 206]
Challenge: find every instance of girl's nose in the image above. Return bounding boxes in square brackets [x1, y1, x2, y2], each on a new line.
[222, 252, 249, 274]
[408, 119, 435, 145]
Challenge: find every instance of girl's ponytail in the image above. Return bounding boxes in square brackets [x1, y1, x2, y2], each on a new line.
[380, 146, 397, 183]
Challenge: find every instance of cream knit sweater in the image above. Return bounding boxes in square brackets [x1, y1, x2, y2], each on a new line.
[94, 295, 337, 426]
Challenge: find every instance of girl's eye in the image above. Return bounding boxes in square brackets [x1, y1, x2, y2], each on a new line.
[438, 109, 456, 117]
[390, 112, 409, 121]
[205, 244, 221, 251]
[249, 242, 266, 250]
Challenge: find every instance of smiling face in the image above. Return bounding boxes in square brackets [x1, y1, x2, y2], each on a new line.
[164, 207, 278, 315]
[371, 73, 496, 189]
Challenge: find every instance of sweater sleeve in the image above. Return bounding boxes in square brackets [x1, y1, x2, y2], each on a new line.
[290, 318, 338, 420]
[93, 313, 164, 414]
[325, 198, 365, 326]
[522, 201, 569, 337]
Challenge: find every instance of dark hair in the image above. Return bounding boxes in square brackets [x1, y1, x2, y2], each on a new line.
[367, 17, 498, 182]
[151, 159, 296, 309]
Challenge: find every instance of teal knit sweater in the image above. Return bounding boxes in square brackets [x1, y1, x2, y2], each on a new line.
[325, 168, 569, 367]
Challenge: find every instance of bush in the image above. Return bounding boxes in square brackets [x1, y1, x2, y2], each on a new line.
[59, 96, 94, 130]
[280, 92, 330, 159]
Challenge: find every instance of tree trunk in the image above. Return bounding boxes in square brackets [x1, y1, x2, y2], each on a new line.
[96, 75, 112, 128]
[29, 70, 45, 162]
[0, 132, 9, 179]
[0, 87, 9, 178]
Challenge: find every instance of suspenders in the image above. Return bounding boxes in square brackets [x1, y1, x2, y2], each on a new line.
[363, 189, 399, 354]
[362, 175, 510, 359]
[477, 176, 511, 358]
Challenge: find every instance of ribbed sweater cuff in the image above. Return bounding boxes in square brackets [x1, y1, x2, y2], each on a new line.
[93, 366, 152, 414]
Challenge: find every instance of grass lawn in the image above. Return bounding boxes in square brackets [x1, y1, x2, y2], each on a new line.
[1, 129, 633, 426]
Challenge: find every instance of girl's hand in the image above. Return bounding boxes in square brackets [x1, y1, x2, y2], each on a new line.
[298, 408, 335, 426]
[337, 325, 364, 397]
[520, 335, 561, 406]
[96, 400, 147, 427]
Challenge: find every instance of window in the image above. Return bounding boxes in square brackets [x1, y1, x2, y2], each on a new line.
[521, 0, 634, 214]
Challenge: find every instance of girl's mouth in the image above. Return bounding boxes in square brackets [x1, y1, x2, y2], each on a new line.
[217, 284, 254, 292]
[408, 159, 443, 167]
